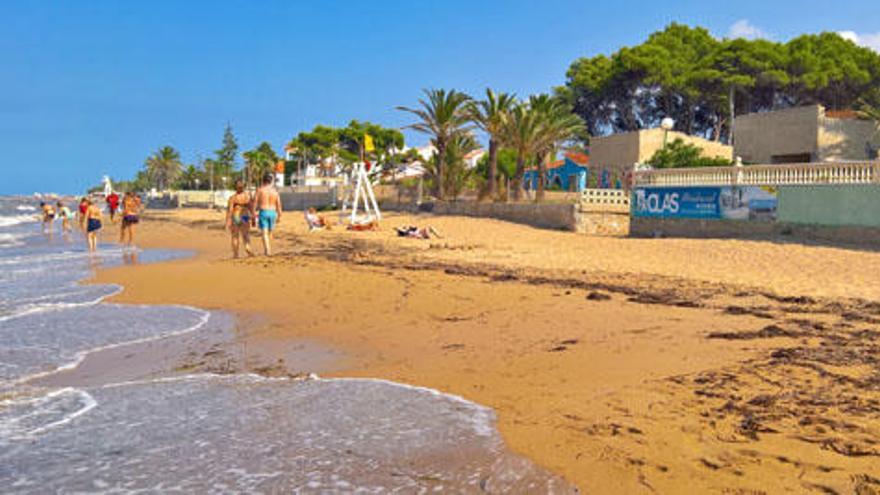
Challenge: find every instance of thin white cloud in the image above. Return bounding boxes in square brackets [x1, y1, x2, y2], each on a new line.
[838, 30, 880, 52]
[728, 19, 769, 40]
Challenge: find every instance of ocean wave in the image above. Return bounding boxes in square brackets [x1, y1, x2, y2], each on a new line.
[0, 214, 37, 229]
[0, 387, 97, 442]
[0, 285, 123, 324]
[15, 205, 37, 212]
[7, 305, 212, 386]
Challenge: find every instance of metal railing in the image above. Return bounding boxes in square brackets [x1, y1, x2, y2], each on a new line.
[633, 161, 880, 187]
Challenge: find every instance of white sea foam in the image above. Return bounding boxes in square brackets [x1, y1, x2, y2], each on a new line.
[0, 285, 123, 324]
[0, 387, 97, 441]
[0, 214, 36, 228]
[8, 305, 212, 386]
[15, 205, 36, 212]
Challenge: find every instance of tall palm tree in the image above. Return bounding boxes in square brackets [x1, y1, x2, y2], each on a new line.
[397, 89, 472, 200]
[501, 102, 542, 201]
[529, 94, 587, 201]
[145, 146, 182, 191]
[467, 89, 516, 200]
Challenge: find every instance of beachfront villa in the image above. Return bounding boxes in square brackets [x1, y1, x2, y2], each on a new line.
[733, 104, 880, 164]
[523, 152, 590, 191]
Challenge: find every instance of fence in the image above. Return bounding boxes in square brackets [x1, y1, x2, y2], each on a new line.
[633, 161, 880, 187]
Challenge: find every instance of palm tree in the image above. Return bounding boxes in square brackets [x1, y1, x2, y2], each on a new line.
[467, 89, 516, 200]
[397, 89, 472, 200]
[529, 94, 587, 201]
[145, 146, 183, 191]
[501, 102, 542, 201]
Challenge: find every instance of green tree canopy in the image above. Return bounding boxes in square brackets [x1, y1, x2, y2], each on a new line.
[145, 146, 183, 190]
[561, 23, 880, 142]
[646, 138, 733, 169]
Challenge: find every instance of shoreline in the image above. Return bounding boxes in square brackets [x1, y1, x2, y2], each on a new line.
[90, 208, 880, 493]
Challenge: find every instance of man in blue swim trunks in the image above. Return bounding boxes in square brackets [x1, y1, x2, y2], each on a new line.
[253, 172, 283, 256]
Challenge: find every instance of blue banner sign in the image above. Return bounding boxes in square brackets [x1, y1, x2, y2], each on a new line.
[633, 187, 721, 218]
[633, 186, 778, 220]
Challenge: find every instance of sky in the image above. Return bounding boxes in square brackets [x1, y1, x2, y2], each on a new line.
[1, 0, 878, 195]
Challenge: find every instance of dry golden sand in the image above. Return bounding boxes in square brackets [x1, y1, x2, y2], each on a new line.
[92, 208, 880, 494]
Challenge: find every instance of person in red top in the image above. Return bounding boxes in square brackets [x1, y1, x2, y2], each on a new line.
[106, 192, 120, 222]
[77, 197, 89, 231]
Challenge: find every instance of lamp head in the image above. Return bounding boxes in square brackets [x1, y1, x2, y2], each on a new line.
[660, 117, 675, 131]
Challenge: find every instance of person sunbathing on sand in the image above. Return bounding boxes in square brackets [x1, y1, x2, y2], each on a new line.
[347, 217, 379, 231]
[395, 225, 441, 239]
[305, 207, 332, 231]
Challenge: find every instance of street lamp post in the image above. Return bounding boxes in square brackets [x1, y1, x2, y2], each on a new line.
[660, 117, 675, 148]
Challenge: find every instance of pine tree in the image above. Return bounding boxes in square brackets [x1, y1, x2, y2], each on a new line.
[214, 123, 239, 181]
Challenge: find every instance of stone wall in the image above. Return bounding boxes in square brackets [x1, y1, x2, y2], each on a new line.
[381, 199, 580, 231]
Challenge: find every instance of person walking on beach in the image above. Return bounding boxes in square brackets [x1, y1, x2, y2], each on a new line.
[119, 192, 142, 248]
[56, 201, 73, 233]
[85, 199, 103, 252]
[226, 180, 255, 258]
[106, 191, 120, 222]
[253, 172, 282, 256]
[77, 197, 89, 231]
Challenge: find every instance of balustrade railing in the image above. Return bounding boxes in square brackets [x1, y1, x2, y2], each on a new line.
[633, 161, 880, 187]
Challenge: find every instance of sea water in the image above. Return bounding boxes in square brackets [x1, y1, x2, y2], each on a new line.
[0, 196, 573, 493]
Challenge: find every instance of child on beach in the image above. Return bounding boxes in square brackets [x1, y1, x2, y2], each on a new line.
[119, 192, 142, 248]
[85, 199, 103, 252]
[56, 201, 73, 233]
[253, 172, 283, 256]
[226, 180, 255, 258]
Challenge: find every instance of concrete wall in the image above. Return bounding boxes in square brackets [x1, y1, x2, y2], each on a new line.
[638, 129, 733, 162]
[589, 128, 733, 174]
[630, 216, 880, 245]
[777, 185, 880, 227]
[818, 118, 880, 161]
[733, 104, 880, 163]
[279, 189, 338, 211]
[734, 105, 821, 163]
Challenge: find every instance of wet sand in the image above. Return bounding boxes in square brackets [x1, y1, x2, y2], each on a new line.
[91, 208, 880, 494]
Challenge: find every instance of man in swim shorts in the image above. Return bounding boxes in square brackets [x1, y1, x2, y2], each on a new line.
[119, 192, 142, 248]
[85, 199, 103, 252]
[253, 172, 282, 256]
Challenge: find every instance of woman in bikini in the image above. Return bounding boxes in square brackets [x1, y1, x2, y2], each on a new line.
[85, 199, 103, 252]
[119, 192, 142, 248]
[226, 180, 255, 258]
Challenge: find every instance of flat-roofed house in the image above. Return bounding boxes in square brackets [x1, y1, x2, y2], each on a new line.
[733, 104, 880, 164]
[589, 128, 733, 179]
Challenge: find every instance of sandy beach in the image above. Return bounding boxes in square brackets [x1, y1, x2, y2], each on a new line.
[90, 208, 880, 494]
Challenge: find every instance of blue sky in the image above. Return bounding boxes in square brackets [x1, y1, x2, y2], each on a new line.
[1, 0, 878, 194]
